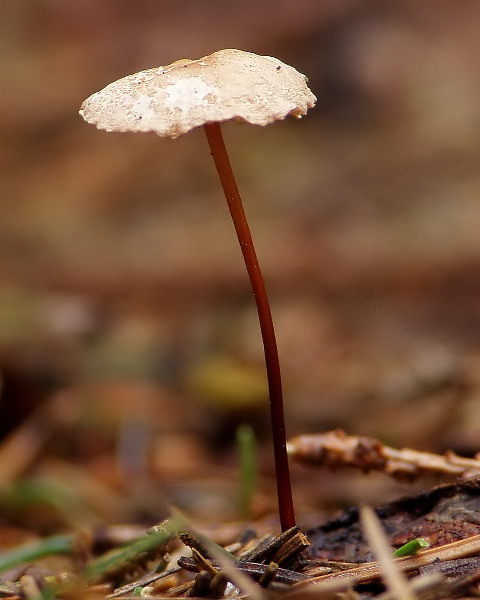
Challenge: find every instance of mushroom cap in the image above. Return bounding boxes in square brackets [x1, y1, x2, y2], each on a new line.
[79, 49, 316, 139]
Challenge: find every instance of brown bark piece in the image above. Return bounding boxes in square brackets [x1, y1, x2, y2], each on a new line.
[306, 476, 480, 563]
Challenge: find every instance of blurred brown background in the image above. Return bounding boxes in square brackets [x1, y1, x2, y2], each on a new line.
[1, 1, 480, 528]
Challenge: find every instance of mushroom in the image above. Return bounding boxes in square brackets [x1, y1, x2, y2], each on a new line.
[80, 49, 316, 531]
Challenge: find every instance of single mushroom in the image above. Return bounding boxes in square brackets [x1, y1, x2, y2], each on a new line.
[80, 48, 316, 531]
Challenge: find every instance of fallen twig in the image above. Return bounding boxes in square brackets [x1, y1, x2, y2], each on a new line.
[287, 429, 480, 479]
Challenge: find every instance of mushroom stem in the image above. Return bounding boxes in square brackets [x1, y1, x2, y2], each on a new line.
[203, 121, 295, 531]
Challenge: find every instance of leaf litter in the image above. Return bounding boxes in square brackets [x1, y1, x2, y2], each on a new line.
[1, 366, 480, 600]
[1, 474, 480, 599]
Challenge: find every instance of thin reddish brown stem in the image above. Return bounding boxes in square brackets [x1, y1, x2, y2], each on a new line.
[203, 121, 295, 531]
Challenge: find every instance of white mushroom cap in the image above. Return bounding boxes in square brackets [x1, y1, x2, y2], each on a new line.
[79, 49, 316, 139]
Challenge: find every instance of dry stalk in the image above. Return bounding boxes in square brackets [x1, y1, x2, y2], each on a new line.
[360, 505, 416, 600]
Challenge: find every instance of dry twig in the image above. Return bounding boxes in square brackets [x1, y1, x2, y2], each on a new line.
[287, 430, 480, 479]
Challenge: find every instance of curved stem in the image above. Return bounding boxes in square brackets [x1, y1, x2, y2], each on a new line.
[203, 121, 295, 531]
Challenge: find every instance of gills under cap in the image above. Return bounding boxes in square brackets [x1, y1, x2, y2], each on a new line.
[79, 49, 316, 139]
